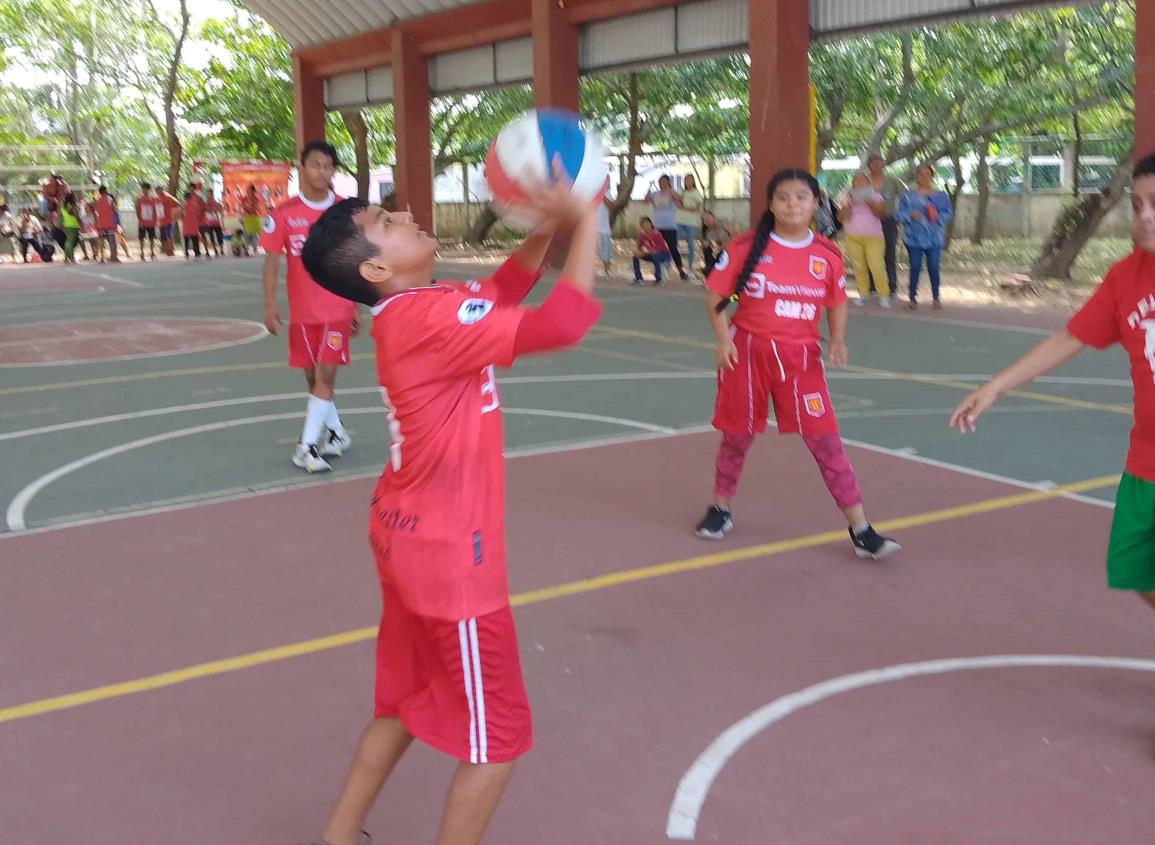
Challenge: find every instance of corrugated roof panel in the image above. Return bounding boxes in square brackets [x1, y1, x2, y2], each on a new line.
[810, 0, 1086, 36]
[367, 66, 395, 103]
[580, 8, 677, 72]
[676, 0, 747, 54]
[495, 37, 533, 84]
[430, 45, 497, 93]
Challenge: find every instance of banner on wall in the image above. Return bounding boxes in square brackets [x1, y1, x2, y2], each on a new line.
[220, 160, 291, 219]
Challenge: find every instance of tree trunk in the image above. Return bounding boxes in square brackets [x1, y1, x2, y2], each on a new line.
[942, 151, 965, 251]
[1071, 111, 1083, 197]
[707, 156, 716, 202]
[608, 73, 642, 227]
[971, 136, 992, 246]
[466, 204, 499, 245]
[1031, 148, 1133, 280]
[162, 0, 190, 194]
[341, 109, 371, 201]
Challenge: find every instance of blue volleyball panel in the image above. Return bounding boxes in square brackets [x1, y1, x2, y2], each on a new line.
[535, 109, 587, 183]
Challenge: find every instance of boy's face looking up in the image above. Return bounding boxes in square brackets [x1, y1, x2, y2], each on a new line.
[353, 205, 439, 293]
[1133, 175, 1155, 254]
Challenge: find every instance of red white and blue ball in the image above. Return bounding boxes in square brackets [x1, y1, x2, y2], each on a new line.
[485, 109, 608, 222]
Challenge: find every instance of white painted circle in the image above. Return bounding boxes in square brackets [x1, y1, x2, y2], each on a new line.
[666, 654, 1155, 840]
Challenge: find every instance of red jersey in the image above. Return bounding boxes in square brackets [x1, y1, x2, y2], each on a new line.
[637, 229, 668, 254]
[706, 230, 846, 344]
[135, 196, 156, 225]
[259, 192, 355, 324]
[367, 262, 539, 620]
[1067, 249, 1155, 481]
[182, 195, 205, 231]
[94, 195, 116, 230]
[158, 194, 178, 226]
[204, 200, 223, 227]
[240, 194, 262, 216]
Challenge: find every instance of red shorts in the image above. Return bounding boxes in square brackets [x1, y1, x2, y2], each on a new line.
[287, 321, 351, 368]
[374, 582, 533, 764]
[712, 327, 839, 437]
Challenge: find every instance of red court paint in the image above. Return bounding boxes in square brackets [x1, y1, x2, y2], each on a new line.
[0, 317, 266, 365]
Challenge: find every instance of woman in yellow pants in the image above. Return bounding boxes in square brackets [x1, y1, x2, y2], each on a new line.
[837, 170, 890, 307]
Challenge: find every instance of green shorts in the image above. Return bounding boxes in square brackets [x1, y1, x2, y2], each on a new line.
[1106, 472, 1155, 591]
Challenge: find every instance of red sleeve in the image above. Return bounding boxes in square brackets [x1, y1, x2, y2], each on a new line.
[513, 281, 602, 357]
[1067, 267, 1121, 349]
[705, 235, 750, 299]
[826, 252, 848, 309]
[480, 255, 542, 306]
[258, 205, 287, 254]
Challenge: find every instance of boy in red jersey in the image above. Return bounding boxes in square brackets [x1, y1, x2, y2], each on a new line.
[694, 168, 900, 559]
[262, 141, 358, 473]
[297, 176, 601, 845]
[134, 183, 158, 261]
[952, 154, 1155, 607]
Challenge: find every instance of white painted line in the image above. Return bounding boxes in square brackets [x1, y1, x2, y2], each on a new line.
[4, 406, 673, 531]
[0, 317, 269, 368]
[666, 654, 1155, 840]
[0, 372, 713, 443]
[837, 433, 1115, 509]
[3, 423, 715, 537]
[65, 268, 144, 288]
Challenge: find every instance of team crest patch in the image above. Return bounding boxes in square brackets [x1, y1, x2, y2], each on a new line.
[715, 250, 729, 271]
[326, 331, 344, 352]
[809, 256, 828, 279]
[458, 298, 494, 325]
[262, 215, 276, 234]
[803, 392, 826, 417]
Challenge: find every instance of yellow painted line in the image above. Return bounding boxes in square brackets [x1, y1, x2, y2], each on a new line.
[590, 325, 1131, 416]
[0, 354, 377, 397]
[0, 473, 1118, 727]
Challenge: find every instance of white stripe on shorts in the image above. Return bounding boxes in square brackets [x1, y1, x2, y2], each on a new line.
[468, 618, 488, 763]
[458, 620, 479, 764]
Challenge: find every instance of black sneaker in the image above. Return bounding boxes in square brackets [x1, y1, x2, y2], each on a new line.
[850, 525, 901, 560]
[695, 506, 733, 540]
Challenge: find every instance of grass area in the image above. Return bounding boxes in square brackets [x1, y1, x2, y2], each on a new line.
[940, 237, 1131, 285]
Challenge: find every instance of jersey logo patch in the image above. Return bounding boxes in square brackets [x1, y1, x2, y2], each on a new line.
[458, 298, 494, 325]
[803, 392, 826, 417]
[466, 280, 483, 292]
[809, 256, 828, 280]
[715, 249, 729, 271]
[262, 215, 276, 234]
[326, 331, 344, 351]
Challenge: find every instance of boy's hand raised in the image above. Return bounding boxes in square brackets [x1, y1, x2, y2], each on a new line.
[521, 157, 596, 232]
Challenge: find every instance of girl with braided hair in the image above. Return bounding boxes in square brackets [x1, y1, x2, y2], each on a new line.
[694, 169, 900, 560]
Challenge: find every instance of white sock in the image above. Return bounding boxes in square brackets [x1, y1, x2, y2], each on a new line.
[301, 394, 333, 447]
[852, 521, 870, 536]
[326, 401, 346, 437]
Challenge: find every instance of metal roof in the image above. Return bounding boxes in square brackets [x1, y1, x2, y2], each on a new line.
[247, 0, 1085, 56]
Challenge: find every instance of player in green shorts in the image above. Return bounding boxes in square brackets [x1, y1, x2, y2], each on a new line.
[951, 153, 1155, 605]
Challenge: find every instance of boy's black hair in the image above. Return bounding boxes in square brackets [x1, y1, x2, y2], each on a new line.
[301, 197, 381, 307]
[141, 182, 152, 191]
[184, 191, 192, 199]
[639, 216, 654, 227]
[301, 140, 340, 169]
[98, 185, 108, 195]
[716, 168, 820, 314]
[1134, 154, 1155, 180]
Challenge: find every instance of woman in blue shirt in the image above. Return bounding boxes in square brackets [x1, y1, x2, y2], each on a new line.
[897, 163, 953, 310]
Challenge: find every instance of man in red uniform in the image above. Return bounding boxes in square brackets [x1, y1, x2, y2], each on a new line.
[134, 183, 158, 261]
[296, 181, 601, 845]
[94, 185, 119, 264]
[156, 188, 178, 256]
[261, 140, 357, 473]
[201, 189, 224, 258]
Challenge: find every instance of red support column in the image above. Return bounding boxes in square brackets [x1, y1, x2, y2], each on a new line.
[532, 0, 580, 111]
[747, 0, 810, 224]
[292, 53, 326, 154]
[391, 30, 434, 231]
[1137, 0, 1155, 160]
